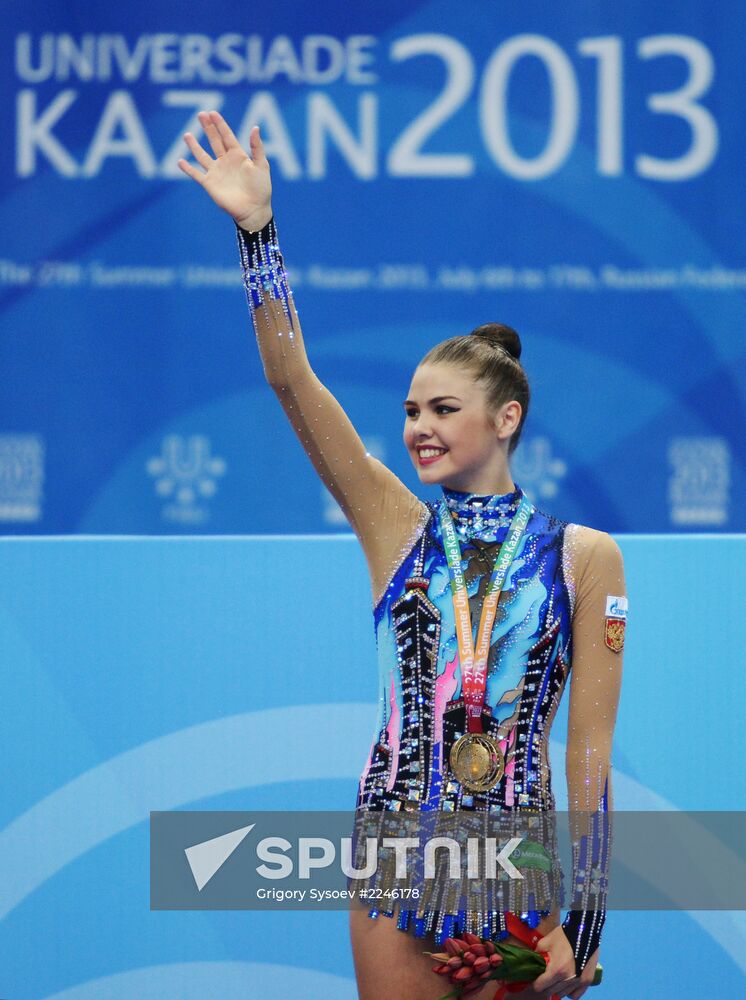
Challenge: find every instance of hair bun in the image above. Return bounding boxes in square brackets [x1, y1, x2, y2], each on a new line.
[469, 323, 522, 361]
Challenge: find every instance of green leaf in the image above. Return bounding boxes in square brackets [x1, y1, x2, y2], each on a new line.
[489, 942, 547, 983]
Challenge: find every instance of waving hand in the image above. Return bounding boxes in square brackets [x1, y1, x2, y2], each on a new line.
[178, 110, 272, 234]
[179, 109, 425, 609]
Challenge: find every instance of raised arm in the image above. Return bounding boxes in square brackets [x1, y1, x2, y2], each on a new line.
[178, 111, 427, 604]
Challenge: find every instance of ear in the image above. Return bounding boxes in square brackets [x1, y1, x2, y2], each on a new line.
[494, 400, 522, 441]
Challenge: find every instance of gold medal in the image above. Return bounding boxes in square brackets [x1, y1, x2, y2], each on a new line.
[449, 732, 505, 792]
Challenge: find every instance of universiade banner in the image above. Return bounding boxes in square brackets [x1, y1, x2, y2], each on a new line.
[1, 2, 744, 533]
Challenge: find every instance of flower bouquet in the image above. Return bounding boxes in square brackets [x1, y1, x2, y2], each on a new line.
[426, 913, 603, 999]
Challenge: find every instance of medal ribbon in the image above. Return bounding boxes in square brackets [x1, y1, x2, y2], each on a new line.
[438, 494, 533, 734]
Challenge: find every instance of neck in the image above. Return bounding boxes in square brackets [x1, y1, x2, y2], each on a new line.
[440, 472, 523, 543]
[441, 471, 516, 496]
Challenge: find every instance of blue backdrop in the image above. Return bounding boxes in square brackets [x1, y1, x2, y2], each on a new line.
[1, 1, 744, 535]
[0, 533, 744, 998]
[2, 6, 745, 999]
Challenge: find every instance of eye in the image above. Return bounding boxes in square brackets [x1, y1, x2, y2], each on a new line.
[405, 403, 458, 417]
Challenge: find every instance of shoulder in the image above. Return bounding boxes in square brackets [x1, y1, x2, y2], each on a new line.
[565, 522, 621, 555]
[565, 524, 625, 599]
[526, 497, 623, 568]
[360, 458, 434, 607]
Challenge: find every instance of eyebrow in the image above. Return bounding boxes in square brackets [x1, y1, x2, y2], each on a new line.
[402, 395, 462, 406]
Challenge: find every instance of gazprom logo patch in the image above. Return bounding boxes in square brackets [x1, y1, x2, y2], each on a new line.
[605, 595, 628, 620]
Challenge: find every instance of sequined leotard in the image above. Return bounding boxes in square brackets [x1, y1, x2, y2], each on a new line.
[237, 217, 626, 977]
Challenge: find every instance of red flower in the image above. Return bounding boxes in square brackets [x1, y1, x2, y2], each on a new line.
[424, 914, 603, 1000]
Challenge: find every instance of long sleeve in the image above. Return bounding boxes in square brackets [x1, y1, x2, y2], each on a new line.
[235, 217, 428, 604]
[560, 526, 626, 976]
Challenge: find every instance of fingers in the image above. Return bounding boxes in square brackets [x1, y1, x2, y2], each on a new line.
[176, 158, 205, 184]
[183, 132, 213, 170]
[209, 109, 241, 150]
[540, 981, 574, 999]
[249, 124, 267, 165]
[564, 955, 596, 998]
[533, 974, 576, 997]
[198, 110, 226, 157]
[561, 979, 580, 996]
[532, 973, 570, 994]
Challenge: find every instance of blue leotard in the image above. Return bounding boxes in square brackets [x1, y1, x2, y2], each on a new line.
[237, 217, 626, 977]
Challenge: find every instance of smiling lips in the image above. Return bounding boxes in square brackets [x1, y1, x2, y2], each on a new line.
[417, 446, 448, 465]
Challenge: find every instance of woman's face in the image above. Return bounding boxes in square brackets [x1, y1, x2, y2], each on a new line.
[403, 362, 518, 491]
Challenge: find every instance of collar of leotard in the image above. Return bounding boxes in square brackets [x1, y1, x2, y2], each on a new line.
[440, 482, 525, 543]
